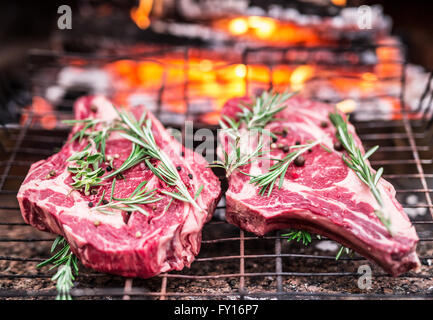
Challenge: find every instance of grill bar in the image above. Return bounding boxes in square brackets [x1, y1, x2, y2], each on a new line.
[1, 42, 432, 299]
[1, 288, 432, 299]
[402, 112, 433, 218]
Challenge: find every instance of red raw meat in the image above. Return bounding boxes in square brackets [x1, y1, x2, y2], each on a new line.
[18, 95, 221, 278]
[220, 95, 420, 276]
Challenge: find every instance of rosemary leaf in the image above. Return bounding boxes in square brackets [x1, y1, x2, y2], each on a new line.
[282, 230, 312, 246]
[113, 108, 203, 212]
[194, 185, 204, 200]
[215, 90, 296, 176]
[37, 236, 78, 300]
[248, 140, 320, 196]
[329, 110, 392, 235]
[94, 181, 161, 216]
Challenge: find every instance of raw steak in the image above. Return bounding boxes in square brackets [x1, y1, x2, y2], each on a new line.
[17, 95, 221, 278]
[220, 95, 420, 276]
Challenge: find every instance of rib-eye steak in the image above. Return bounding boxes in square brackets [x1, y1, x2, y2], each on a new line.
[220, 95, 420, 276]
[17, 95, 221, 278]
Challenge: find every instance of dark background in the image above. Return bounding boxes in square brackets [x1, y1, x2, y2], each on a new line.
[0, 0, 432, 72]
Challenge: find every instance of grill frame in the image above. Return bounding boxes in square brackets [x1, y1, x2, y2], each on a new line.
[1, 44, 433, 300]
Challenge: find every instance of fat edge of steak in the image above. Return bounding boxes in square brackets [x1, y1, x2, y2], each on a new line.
[17, 95, 222, 278]
[221, 96, 420, 277]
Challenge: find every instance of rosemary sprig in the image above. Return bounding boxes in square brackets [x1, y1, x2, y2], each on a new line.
[37, 236, 78, 300]
[328, 111, 392, 235]
[113, 109, 203, 212]
[214, 90, 295, 176]
[67, 146, 105, 195]
[210, 133, 267, 177]
[282, 230, 312, 246]
[64, 108, 204, 211]
[335, 246, 353, 260]
[64, 119, 115, 194]
[94, 179, 162, 215]
[248, 140, 320, 196]
[283, 230, 353, 260]
[103, 142, 147, 180]
[237, 90, 296, 131]
[64, 119, 112, 160]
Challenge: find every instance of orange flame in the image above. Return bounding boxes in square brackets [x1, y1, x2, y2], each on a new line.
[130, 0, 153, 29]
[228, 18, 248, 35]
[290, 65, 315, 91]
[218, 16, 320, 45]
[21, 96, 57, 129]
[336, 99, 357, 113]
[331, 0, 347, 6]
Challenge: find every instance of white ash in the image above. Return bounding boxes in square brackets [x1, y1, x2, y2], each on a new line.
[178, 0, 249, 20]
[315, 240, 339, 252]
[352, 100, 393, 122]
[406, 194, 419, 205]
[126, 93, 157, 112]
[46, 66, 112, 105]
[405, 208, 427, 218]
[151, 4, 392, 44]
[157, 111, 187, 126]
[189, 99, 217, 114]
[404, 64, 432, 114]
[245, 6, 266, 17]
[151, 20, 229, 43]
[45, 86, 65, 105]
[361, 51, 378, 65]
[213, 197, 226, 221]
[404, 194, 427, 218]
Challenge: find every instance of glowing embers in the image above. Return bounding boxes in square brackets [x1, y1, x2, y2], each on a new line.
[216, 16, 320, 45]
[289, 65, 315, 91]
[21, 96, 57, 130]
[336, 99, 357, 114]
[331, 0, 347, 6]
[104, 50, 404, 124]
[227, 16, 276, 38]
[130, 0, 153, 30]
[104, 58, 248, 121]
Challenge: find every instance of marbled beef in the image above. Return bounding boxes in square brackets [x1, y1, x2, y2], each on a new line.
[18, 95, 221, 278]
[220, 96, 420, 276]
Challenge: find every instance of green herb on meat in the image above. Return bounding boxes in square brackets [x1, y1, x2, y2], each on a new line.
[112, 109, 203, 212]
[37, 236, 78, 300]
[283, 230, 312, 246]
[247, 140, 320, 196]
[328, 111, 392, 235]
[212, 90, 296, 176]
[94, 179, 162, 216]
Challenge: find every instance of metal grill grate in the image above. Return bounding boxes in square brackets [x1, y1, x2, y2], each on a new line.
[1, 45, 433, 300]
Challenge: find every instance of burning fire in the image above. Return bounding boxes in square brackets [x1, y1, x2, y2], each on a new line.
[24, 5, 406, 129]
[336, 99, 357, 113]
[130, 0, 153, 29]
[99, 43, 403, 125]
[228, 18, 248, 35]
[105, 57, 249, 116]
[331, 0, 347, 6]
[21, 96, 57, 130]
[290, 66, 315, 91]
[24, 42, 405, 128]
[217, 16, 320, 45]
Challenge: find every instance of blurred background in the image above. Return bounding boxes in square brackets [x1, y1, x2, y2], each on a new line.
[0, 0, 432, 126]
